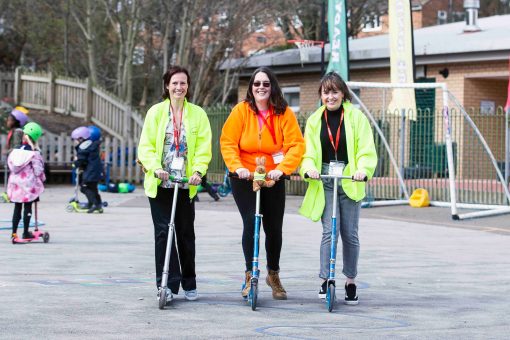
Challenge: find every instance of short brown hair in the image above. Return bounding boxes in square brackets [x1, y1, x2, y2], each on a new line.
[318, 72, 352, 102]
[162, 66, 192, 100]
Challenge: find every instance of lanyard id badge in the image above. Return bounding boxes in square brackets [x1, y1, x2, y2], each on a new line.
[328, 161, 345, 176]
[170, 156, 185, 171]
[272, 151, 284, 164]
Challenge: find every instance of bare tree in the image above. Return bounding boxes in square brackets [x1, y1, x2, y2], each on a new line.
[70, 0, 98, 85]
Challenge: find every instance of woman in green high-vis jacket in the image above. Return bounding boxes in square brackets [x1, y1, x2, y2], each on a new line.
[299, 72, 377, 305]
[138, 66, 212, 304]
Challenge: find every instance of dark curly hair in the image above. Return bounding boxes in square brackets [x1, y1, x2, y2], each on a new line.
[244, 67, 288, 115]
[318, 71, 352, 102]
[162, 66, 192, 100]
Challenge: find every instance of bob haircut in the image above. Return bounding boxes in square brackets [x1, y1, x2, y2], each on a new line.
[318, 71, 352, 102]
[162, 66, 192, 100]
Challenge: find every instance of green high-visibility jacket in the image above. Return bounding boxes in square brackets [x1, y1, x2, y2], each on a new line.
[299, 102, 378, 222]
[137, 98, 212, 199]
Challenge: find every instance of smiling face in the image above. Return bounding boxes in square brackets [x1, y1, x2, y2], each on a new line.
[321, 85, 344, 111]
[166, 72, 188, 101]
[251, 72, 271, 105]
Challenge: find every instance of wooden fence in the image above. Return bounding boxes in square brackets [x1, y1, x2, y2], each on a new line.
[14, 69, 143, 142]
[0, 134, 141, 184]
[0, 72, 15, 99]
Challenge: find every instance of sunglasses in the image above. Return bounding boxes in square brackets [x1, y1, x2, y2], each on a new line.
[253, 81, 271, 88]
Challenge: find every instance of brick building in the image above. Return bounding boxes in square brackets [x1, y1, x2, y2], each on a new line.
[222, 14, 510, 184]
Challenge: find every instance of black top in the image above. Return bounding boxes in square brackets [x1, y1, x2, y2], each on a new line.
[320, 107, 348, 164]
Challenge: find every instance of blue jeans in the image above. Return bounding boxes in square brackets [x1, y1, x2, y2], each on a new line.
[320, 163, 361, 280]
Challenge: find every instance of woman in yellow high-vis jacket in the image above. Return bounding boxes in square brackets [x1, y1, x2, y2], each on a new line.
[299, 72, 377, 305]
[138, 66, 212, 304]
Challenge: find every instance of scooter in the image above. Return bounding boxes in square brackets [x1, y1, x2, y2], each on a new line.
[305, 168, 367, 312]
[230, 171, 290, 311]
[158, 174, 188, 310]
[66, 170, 108, 212]
[217, 168, 232, 197]
[12, 202, 50, 244]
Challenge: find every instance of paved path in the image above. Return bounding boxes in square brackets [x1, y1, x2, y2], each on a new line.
[0, 186, 509, 339]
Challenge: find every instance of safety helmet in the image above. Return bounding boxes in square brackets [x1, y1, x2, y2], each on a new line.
[88, 125, 101, 141]
[23, 122, 43, 142]
[10, 107, 29, 127]
[71, 126, 91, 140]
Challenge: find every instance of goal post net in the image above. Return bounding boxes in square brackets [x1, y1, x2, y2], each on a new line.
[347, 81, 510, 220]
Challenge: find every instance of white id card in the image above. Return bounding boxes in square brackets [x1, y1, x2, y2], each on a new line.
[170, 157, 185, 171]
[272, 151, 284, 164]
[328, 161, 345, 176]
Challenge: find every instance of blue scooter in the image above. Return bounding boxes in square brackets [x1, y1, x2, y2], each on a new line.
[305, 169, 367, 312]
[230, 171, 289, 311]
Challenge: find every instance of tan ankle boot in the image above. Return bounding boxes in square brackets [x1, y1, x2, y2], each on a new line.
[241, 271, 252, 298]
[266, 269, 287, 300]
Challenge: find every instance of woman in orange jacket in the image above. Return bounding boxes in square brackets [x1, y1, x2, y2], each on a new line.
[220, 67, 305, 300]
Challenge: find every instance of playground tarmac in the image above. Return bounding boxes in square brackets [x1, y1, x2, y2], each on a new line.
[0, 185, 509, 339]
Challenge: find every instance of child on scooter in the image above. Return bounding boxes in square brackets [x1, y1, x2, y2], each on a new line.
[72, 126, 103, 213]
[7, 122, 45, 241]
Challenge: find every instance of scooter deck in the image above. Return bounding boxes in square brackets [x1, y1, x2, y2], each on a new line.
[12, 231, 48, 244]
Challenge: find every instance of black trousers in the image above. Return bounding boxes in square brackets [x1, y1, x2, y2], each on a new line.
[230, 178, 286, 272]
[80, 181, 102, 207]
[149, 186, 196, 294]
[12, 202, 33, 235]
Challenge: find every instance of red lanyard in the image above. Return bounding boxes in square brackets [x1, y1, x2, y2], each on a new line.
[171, 107, 183, 156]
[259, 110, 277, 145]
[324, 108, 344, 156]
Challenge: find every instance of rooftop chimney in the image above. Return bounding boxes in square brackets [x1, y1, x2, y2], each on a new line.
[463, 0, 481, 32]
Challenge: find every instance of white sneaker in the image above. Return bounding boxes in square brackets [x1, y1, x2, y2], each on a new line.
[184, 289, 198, 301]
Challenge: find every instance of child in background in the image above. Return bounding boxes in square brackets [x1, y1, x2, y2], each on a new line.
[7, 122, 45, 240]
[72, 126, 103, 213]
[5, 106, 29, 154]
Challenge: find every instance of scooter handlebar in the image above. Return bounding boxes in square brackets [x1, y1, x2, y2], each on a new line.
[304, 173, 368, 182]
[153, 172, 188, 183]
[229, 172, 290, 180]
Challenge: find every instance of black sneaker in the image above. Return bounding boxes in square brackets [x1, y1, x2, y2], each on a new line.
[318, 280, 327, 299]
[345, 283, 359, 305]
[22, 231, 34, 239]
[87, 205, 104, 214]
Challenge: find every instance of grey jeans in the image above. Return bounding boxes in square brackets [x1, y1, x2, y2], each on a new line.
[320, 163, 361, 280]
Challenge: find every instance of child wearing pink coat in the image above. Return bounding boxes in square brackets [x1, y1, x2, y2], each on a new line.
[7, 122, 45, 240]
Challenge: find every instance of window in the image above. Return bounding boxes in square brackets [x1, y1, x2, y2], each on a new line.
[282, 86, 300, 113]
[437, 10, 448, 25]
[361, 14, 382, 32]
[132, 46, 144, 65]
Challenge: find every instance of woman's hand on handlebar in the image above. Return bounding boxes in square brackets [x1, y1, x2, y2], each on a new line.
[154, 168, 169, 181]
[267, 169, 283, 181]
[306, 170, 320, 179]
[235, 167, 250, 179]
[188, 173, 202, 186]
[352, 170, 367, 182]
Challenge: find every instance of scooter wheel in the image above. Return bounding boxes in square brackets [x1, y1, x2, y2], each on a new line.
[43, 232, 50, 243]
[102, 201, 108, 207]
[65, 205, 74, 212]
[250, 280, 258, 311]
[158, 288, 167, 310]
[327, 282, 336, 312]
[217, 185, 229, 197]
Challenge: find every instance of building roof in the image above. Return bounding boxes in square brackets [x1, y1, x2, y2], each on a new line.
[222, 14, 510, 75]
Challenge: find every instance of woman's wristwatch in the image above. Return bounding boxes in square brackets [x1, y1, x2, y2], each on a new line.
[194, 171, 202, 178]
